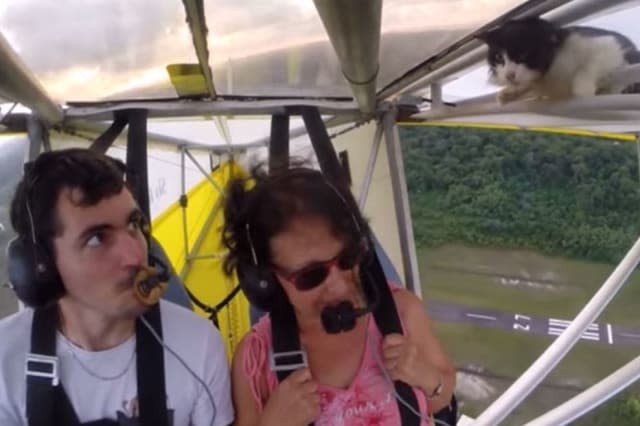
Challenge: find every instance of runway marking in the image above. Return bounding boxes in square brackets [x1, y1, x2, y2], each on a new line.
[617, 332, 640, 339]
[466, 313, 497, 321]
[513, 313, 531, 332]
[430, 302, 640, 346]
[547, 328, 600, 341]
[548, 318, 600, 341]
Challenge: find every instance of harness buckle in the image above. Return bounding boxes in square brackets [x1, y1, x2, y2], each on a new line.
[25, 353, 59, 386]
[269, 349, 308, 372]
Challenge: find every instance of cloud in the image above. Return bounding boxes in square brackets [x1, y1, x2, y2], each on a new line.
[0, 0, 183, 73]
[2, 0, 637, 103]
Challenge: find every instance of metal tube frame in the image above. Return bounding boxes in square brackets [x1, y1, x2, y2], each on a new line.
[420, 64, 640, 115]
[414, 94, 640, 122]
[0, 33, 63, 124]
[178, 147, 228, 268]
[184, 148, 225, 196]
[179, 197, 224, 281]
[524, 354, 640, 425]
[64, 98, 359, 122]
[182, 0, 217, 98]
[247, 114, 359, 149]
[636, 133, 640, 188]
[430, 83, 443, 109]
[473, 235, 640, 425]
[357, 122, 384, 209]
[382, 106, 422, 298]
[213, 117, 232, 146]
[313, 0, 382, 113]
[66, 119, 260, 153]
[26, 116, 47, 160]
[189, 253, 226, 261]
[180, 147, 190, 270]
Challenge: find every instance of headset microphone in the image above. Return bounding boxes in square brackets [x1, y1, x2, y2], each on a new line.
[320, 267, 381, 334]
[133, 254, 170, 305]
[321, 301, 372, 334]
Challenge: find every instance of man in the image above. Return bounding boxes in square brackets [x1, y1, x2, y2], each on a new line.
[0, 148, 234, 426]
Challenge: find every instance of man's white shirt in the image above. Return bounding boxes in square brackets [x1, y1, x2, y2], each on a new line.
[0, 300, 234, 426]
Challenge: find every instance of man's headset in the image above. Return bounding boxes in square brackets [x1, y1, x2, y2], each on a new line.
[237, 171, 378, 334]
[7, 160, 169, 308]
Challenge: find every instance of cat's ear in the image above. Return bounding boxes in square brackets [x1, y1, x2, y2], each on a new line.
[476, 28, 499, 44]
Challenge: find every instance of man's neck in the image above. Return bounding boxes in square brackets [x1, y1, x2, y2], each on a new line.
[57, 300, 136, 351]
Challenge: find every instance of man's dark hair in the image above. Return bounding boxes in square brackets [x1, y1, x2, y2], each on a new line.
[10, 148, 131, 255]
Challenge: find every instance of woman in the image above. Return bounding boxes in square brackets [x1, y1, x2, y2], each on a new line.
[222, 166, 456, 426]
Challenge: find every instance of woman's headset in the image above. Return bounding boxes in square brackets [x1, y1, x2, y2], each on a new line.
[237, 170, 377, 333]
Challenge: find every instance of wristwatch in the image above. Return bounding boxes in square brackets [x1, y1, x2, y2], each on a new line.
[427, 376, 443, 400]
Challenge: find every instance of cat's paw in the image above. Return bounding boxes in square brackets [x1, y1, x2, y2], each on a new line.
[496, 88, 522, 104]
[572, 78, 597, 97]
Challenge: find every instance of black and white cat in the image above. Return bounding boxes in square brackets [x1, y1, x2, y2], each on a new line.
[478, 17, 640, 103]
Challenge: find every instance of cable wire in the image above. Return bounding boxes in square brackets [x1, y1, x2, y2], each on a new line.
[366, 319, 454, 426]
[140, 315, 217, 426]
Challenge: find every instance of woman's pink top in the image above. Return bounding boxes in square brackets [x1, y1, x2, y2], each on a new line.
[241, 312, 430, 425]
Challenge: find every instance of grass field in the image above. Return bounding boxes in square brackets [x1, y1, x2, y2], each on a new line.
[420, 244, 640, 327]
[0, 286, 17, 318]
[420, 244, 640, 424]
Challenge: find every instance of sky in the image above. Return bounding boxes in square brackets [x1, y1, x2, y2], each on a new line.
[1, 1, 639, 141]
[0, 0, 528, 102]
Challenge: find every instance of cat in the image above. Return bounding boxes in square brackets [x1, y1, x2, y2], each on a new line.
[477, 17, 640, 104]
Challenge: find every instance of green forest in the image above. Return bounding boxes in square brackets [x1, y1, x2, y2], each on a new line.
[399, 125, 640, 424]
[399, 125, 640, 264]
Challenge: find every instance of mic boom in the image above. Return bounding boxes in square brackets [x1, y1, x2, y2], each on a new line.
[133, 259, 169, 306]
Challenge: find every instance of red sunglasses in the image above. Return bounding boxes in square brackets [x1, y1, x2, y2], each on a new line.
[276, 245, 364, 291]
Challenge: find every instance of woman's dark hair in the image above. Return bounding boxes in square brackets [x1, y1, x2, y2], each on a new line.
[222, 163, 370, 277]
[10, 148, 131, 255]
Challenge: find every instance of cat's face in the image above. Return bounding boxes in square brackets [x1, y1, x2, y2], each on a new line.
[479, 18, 564, 88]
[486, 47, 543, 88]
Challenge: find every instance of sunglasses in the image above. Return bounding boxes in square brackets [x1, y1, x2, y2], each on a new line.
[276, 245, 364, 291]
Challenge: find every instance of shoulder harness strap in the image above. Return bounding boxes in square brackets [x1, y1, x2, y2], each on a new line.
[136, 303, 169, 426]
[270, 252, 421, 426]
[27, 303, 169, 426]
[367, 254, 421, 426]
[27, 304, 77, 426]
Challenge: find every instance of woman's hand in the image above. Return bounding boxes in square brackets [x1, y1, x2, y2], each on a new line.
[259, 368, 321, 426]
[381, 333, 441, 398]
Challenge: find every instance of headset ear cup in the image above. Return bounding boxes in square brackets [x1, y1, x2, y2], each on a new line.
[237, 262, 284, 312]
[7, 237, 65, 308]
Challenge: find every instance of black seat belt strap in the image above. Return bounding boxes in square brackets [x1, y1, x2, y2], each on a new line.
[136, 303, 169, 426]
[270, 300, 312, 425]
[270, 301, 306, 383]
[366, 253, 421, 426]
[28, 304, 169, 426]
[29, 306, 112, 425]
[27, 305, 67, 426]
[269, 256, 421, 426]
